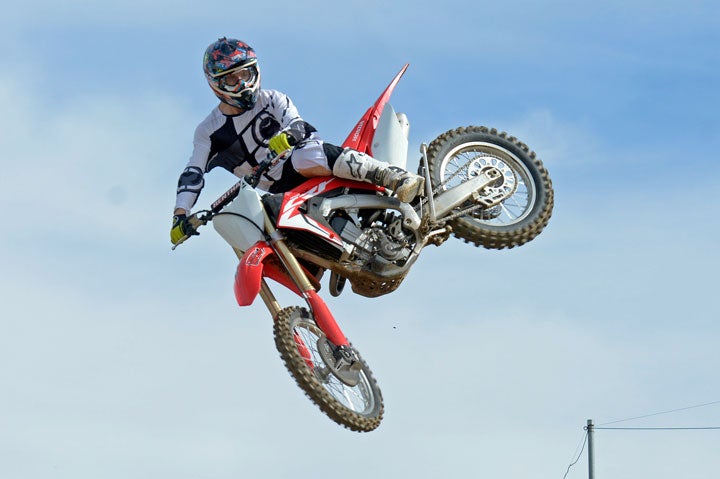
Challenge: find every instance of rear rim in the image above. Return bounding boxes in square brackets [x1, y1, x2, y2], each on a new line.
[439, 141, 537, 226]
[291, 316, 378, 416]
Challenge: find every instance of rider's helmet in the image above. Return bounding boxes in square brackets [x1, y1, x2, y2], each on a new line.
[203, 37, 260, 110]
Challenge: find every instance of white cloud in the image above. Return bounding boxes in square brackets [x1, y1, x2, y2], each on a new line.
[1, 5, 720, 477]
[0, 74, 198, 247]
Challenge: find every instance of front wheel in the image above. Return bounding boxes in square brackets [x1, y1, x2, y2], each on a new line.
[274, 306, 384, 432]
[425, 126, 554, 249]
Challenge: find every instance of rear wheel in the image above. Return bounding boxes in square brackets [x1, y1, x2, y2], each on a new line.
[274, 306, 383, 432]
[425, 126, 554, 249]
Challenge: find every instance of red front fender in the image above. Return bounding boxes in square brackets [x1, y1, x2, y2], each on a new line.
[234, 241, 303, 306]
[234, 242, 349, 347]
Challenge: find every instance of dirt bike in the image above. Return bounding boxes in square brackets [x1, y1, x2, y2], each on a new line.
[172, 64, 554, 432]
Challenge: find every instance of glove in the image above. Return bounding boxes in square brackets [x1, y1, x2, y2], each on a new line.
[268, 132, 293, 155]
[170, 214, 198, 244]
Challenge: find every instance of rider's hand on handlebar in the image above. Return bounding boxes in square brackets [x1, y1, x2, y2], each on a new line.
[170, 214, 199, 245]
[268, 132, 294, 155]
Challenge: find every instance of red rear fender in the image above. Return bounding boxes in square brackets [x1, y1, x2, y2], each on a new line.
[342, 64, 408, 155]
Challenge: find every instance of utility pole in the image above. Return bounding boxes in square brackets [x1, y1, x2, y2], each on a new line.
[587, 419, 595, 479]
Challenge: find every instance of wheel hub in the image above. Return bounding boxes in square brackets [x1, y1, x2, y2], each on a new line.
[317, 339, 362, 387]
[467, 155, 518, 205]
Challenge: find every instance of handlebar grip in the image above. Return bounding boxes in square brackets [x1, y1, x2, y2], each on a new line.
[188, 215, 207, 229]
[171, 213, 208, 250]
[245, 152, 279, 187]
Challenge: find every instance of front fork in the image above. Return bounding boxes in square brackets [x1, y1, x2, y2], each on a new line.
[251, 211, 350, 348]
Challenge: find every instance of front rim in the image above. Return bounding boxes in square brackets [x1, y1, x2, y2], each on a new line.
[291, 317, 377, 416]
[439, 141, 537, 226]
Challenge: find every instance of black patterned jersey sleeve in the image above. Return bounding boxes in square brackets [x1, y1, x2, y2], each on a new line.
[174, 112, 218, 212]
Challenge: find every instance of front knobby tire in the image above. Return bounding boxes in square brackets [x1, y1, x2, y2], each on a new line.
[425, 126, 554, 249]
[274, 307, 384, 432]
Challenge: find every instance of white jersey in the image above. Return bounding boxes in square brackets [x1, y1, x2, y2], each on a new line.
[174, 89, 319, 212]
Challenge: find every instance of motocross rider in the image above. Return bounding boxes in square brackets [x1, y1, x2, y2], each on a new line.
[170, 37, 425, 244]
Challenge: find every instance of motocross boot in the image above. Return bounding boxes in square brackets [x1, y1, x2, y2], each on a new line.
[332, 148, 425, 203]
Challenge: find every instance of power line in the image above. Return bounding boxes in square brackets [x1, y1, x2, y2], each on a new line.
[562, 431, 588, 479]
[562, 404, 720, 478]
[598, 400, 720, 426]
[596, 426, 720, 431]
[568, 417, 720, 479]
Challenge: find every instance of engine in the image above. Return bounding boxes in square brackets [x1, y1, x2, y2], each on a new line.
[330, 213, 413, 274]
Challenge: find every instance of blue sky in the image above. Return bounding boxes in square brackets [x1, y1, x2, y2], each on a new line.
[1, 1, 719, 478]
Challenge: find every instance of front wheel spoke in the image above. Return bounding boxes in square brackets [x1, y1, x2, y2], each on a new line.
[303, 343, 370, 412]
[326, 381, 362, 409]
[276, 307, 383, 431]
[342, 388, 358, 408]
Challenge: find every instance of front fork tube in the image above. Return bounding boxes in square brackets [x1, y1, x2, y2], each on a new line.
[259, 280, 283, 318]
[262, 212, 350, 347]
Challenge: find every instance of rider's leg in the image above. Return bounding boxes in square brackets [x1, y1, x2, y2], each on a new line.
[290, 140, 333, 177]
[330, 147, 424, 203]
[291, 141, 424, 203]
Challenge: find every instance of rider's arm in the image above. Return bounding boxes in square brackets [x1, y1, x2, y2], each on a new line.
[174, 122, 212, 214]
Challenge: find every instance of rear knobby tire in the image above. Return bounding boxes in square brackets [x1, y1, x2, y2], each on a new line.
[425, 126, 554, 249]
[274, 306, 384, 432]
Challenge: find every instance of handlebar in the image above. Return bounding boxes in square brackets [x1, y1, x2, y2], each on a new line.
[171, 148, 290, 250]
[170, 210, 213, 250]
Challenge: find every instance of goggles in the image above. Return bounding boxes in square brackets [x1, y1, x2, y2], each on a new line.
[212, 61, 258, 94]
